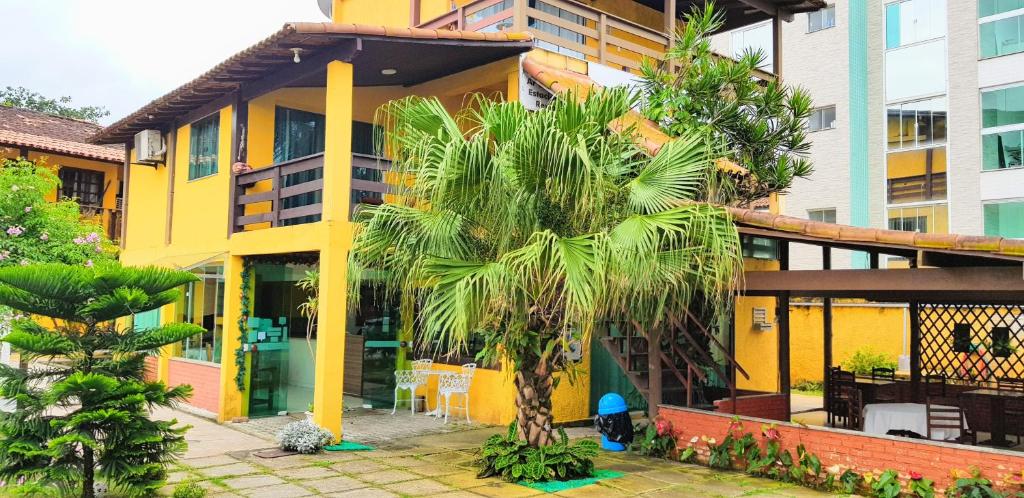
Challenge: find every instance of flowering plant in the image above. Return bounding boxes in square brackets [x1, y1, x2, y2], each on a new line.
[907, 470, 935, 498]
[630, 419, 677, 459]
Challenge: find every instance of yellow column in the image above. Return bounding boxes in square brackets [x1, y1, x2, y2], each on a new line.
[217, 255, 248, 422]
[312, 60, 355, 440]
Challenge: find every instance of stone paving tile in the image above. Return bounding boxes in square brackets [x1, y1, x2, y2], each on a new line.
[324, 488, 402, 497]
[184, 454, 241, 468]
[357, 468, 422, 485]
[601, 474, 674, 494]
[469, 482, 544, 497]
[221, 475, 288, 490]
[383, 478, 455, 496]
[432, 492, 487, 498]
[408, 462, 464, 477]
[199, 462, 263, 478]
[242, 483, 314, 498]
[313, 451, 367, 462]
[436, 471, 502, 489]
[248, 454, 315, 470]
[166, 471, 193, 484]
[378, 455, 432, 467]
[637, 468, 702, 485]
[331, 458, 388, 474]
[275, 464, 341, 479]
[554, 482, 638, 497]
[303, 475, 369, 494]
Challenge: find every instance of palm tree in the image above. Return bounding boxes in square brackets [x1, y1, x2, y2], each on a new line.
[349, 89, 742, 447]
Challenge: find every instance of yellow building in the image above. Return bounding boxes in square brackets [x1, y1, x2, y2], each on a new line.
[89, 0, 826, 438]
[0, 106, 125, 242]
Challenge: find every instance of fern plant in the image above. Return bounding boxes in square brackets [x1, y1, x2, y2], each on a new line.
[0, 263, 203, 498]
[477, 422, 598, 483]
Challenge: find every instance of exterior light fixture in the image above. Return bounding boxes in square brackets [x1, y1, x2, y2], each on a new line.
[381, 68, 397, 75]
[292, 48, 303, 63]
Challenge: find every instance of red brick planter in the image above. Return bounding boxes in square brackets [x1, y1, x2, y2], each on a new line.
[168, 359, 221, 414]
[660, 404, 1024, 493]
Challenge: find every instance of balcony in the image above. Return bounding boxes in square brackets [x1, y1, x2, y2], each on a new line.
[416, 0, 670, 74]
[231, 153, 390, 232]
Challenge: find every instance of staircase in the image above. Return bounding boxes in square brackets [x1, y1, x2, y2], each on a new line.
[598, 310, 749, 412]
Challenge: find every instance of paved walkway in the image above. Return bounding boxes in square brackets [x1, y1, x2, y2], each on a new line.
[157, 408, 838, 497]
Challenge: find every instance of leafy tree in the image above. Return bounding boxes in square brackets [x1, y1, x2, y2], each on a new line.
[0, 263, 203, 497]
[350, 89, 741, 448]
[640, 2, 813, 205]
[0, 158, 116, 268]
[0, 87, 110, 123]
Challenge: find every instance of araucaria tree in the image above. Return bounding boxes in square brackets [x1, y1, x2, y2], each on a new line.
[0, 263, 204, 497]
[640, 2, 813, 205]
[350, 90, 742, 447]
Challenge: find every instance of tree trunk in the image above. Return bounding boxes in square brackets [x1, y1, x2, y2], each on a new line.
[514, 359, 555, 447]
[82, 445, 95, 498]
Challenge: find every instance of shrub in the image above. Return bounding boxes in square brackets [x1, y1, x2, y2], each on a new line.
[172, 481, 207, 498]
[945, 468, 1003, 498]
[629, 418, 677, 459]
[477, 422, 598, 483]
[868, 469, 902, 498]
[792, 379, 824, 395]
[277, 420, 335, 454]
[842, 348, 897, 376]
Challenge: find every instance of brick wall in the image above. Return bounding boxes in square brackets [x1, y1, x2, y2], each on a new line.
[167, 359, 221, 414]
[713, 393, 790, 421]
[143, 356, 158, 382]
[660, 405, 1024, 493]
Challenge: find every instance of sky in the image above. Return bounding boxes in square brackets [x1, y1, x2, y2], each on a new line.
[0, 0, 328, 125]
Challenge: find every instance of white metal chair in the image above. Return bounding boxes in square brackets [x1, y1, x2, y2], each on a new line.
[391, 359, 433, 415]
[437, 363, 476, 423]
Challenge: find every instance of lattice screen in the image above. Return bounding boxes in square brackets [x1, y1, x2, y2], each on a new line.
[920, 304, 1024, 384]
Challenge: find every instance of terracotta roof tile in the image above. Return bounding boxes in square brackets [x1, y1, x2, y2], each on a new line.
[725, 205, 1024, 261]
[0, 107, 124, 163]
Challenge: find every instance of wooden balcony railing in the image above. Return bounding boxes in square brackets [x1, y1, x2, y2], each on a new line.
[417, 0, 669, 74]
[231, 152, 391, 233]
[79, 205, 122, 242]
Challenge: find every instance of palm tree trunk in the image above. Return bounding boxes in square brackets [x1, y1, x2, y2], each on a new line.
[82, 445, 95, 498]
[514, 358, 555, 447]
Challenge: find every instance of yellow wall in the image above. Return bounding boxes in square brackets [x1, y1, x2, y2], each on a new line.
[333, 0, 411, 26]
[734, 258, 780, 392]
[789, 304, 907, 384]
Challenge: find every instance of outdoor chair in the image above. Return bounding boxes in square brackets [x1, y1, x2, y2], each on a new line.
[871, 367, 898, 403]
[827, 368, 856, 427]
[842, 385, 864, 430]
[926, 397, 976, 445]
[998, 377, 1024, 444]
[391, 359, 433, 415]
[924, 373, 947, 398]
[436, 363, 476, 424]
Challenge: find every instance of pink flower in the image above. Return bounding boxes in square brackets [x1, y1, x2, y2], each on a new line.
[85, 232, 100, 243]
[84, 259, 94, 268]
[23, 206, 31, 213]
[910, 471, 923, 481]
[6, 226, 23, 236]
[94, 245, 102, 253]
[73, 236, 86, 245]
[762, 427, 782, 442]
[18, 260, 28, 266]
[654, 416, 673, 437]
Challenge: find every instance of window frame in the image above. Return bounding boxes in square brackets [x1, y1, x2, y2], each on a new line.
[980, 83, 1024, 171]
[884, 0, 947, 51]
[978, 9, 1024, 59]
[188, 113, 220, 181]
[807, 105, 838, 132]
[58, 167, 105, 207]
[807, 208, 837, 224]
[807, 5, 837, 33]
[983, 199, 1024, 238]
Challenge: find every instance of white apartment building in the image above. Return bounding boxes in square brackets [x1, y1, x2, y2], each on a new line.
[714, 0, 1024, 269]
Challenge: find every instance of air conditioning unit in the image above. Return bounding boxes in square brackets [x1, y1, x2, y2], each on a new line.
[134, 129, 165, 164]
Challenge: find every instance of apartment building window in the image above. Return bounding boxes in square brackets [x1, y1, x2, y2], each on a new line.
[274, 107, 326, 163]
[731, 22, 773, 73]
[740, 235, 777, 260]
[885, 0, 947, 49]
[979, 1, 1024, 58]
[886, 97, 947, 149]
[58, 167, 104, 207]
[887, 204, 948, 233]
[982, 85, 1024, 170]
[886, 147, 947, 203]
[808, 208, 836, 224]
[467, 0, 513, 31]
[188, 114, 219, 180]
[808, 5, 836, 33]
[807, 106, 837, 131]
[174, 265, 225, 364]
[528, 0, 586, 59]
[984, 200, 1024, 237]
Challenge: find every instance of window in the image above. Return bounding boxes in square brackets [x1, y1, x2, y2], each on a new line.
[188, 114, 220, 180]
[528, 0, 586, 59]
[808, 106, 837, 131]
[885, 0, 947, 49]
[982, 85, 1024, 170]
[886, 97, 947, 149]
[731, 22, 773, 73]
[980, 13, 1024, 58]
[173, 265, 225, 364]
[273, 107, 325, 163]
[886, 147, 947, 203]
[884, 40, 947, 101]
[984, 201, 1024, 237]
[887, 204, 949, 233]
[808, 208, 837, 224]
[741, 235, 777, 260]
[808, 5, 836, 32]
[980, 0, 1024, 17]
[58, 167, 104, 206]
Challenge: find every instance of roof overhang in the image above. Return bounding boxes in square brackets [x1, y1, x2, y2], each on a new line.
[668, 0, 826, 31]
[0, 130, 124, 163]
[91, 23, 534, 145]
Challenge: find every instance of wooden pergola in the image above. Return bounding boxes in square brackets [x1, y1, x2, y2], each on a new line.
[730, 208, 1024, 419]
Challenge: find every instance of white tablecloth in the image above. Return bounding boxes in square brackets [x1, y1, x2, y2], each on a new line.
[863, 403, 965, 440]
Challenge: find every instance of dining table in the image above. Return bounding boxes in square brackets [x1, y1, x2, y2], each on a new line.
[862, 402, 963, 440]
[960, 388, 1024, 447]
[855, 376, 897, 403]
